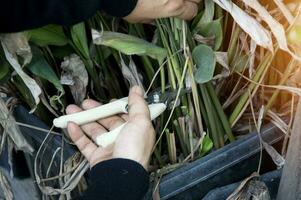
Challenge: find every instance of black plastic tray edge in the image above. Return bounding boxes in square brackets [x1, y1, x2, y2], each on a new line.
[159, 124, 283, 199]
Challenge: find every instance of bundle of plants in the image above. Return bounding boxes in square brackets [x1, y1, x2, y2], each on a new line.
[0, 0, 301, 199]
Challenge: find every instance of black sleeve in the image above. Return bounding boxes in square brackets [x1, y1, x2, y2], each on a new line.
[74, 158, 149, 200]
[0, 0, 138, 33]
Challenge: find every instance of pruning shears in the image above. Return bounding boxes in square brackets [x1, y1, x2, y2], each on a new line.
[53, 88, 190, 148]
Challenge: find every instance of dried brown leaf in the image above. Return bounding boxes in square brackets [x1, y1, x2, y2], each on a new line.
[249, 39, 257, 77]
[0, 169, 13, 200]
[227, 173, 271, 200]
[227, 172, 260, 200]
[0, 98, 33, 153]
[60, 54, 88, 105]
[1, 33, 32, 66]
[262, 140, 285, 168]
[288, 66, 301, 87]
[121, 57, 144, 91]
[242, 0, 301, 60]
[267, 110, 289, 134]
[214, 52, 230, 80]
[212, 0, 273, 51]
[273, 0, 294, 24]
[1, 42, 41, 112]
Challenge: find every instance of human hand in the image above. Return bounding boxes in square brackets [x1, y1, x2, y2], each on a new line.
[66, 86, 155, 170]
[124, 0, 201, 23]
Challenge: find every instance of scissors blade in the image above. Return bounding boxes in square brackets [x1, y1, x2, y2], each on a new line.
[146, 87, 191, 109]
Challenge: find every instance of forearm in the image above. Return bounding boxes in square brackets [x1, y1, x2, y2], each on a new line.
[0, 0, 137, 33]
[74, 158, 149, 200]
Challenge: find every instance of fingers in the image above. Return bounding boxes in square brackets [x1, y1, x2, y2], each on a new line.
[163, 0, 199, 20]
[113, 86, 155, 170]
[66, 105, 107, 141]
[67, 122, 97, 162]
[124, 0, 200, 23]
[81, 99, 125, 131]
[128, 86, 150, 120]
[176, 1, 199, 20]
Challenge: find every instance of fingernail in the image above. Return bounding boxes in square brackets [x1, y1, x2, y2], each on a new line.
[130, 85, 143, 96]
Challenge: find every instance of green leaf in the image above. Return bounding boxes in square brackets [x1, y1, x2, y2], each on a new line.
[232, 53, 249, 72]
[200, 134, 213, 157]
[27, 25, 68, 46]
[92, 30, 167, 63]
[12, 75, 36, 109]
[193, 0, 215, 30]
[0, 58, 10, 83]
[51, 45, 75, 59]
[192, 11, 205, 29]
[199, 19, 223, 50]
[288, 25, 301, 44]
[71, 23, 90, 59]
[27, 47, 64, 93]
[193, 44, 216, 84]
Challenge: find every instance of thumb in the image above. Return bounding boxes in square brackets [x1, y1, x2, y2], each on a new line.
[128, 86, 150, 119]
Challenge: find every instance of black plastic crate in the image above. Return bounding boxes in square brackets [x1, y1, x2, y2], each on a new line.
[12, 105, 284, 199]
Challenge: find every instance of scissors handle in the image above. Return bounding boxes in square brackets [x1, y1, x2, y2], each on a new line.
[53, 98, 166, 148]
[53, 98, 128, 129]
[96, 103, 166, 147]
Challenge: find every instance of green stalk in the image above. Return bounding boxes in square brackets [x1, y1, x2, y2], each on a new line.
[216, 3, 224, 21]
[154, 148, 165, 167]
[83, 59, 103, 97]
[94, 46, 122, 98]
[188, 62, 204, 135]
[199, 94, 210, 129]
[200, 84, 221, 148]
[229, 52, 274, 126]
[206, 83, 235, 142]
[160, 63, 166, 93]
[265, 59, 295, 114]
[156, 21, 177, 89]
[173, 120, 189, 156]
[141, 56, 155, 83]
[166, 129, 177, 164]
[204, 85, 225, 147]
[129, 23, 156, 84]
[228, 25, 241, 63]
[157, 19, 182, 83]
[212, 106, 225, 147]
